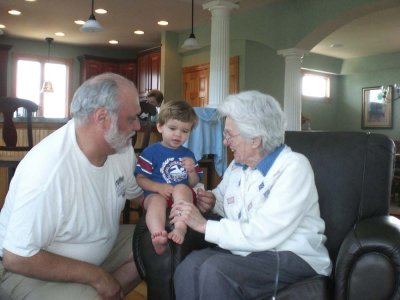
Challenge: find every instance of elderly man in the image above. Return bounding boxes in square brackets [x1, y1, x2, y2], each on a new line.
[0, 73, 144, 300]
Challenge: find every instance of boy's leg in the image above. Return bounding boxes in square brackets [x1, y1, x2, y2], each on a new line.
[143, 194, 168, 255]
[168, 184, 194, 244]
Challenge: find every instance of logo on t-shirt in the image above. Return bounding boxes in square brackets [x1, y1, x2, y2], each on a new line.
[115, 176, 126, 197]
[160, 157, 187, 184]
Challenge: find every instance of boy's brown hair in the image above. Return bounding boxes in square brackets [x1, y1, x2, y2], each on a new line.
[157, 100, 197, 128]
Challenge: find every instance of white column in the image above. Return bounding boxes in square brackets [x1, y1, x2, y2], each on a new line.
[277, 48, 308, 131]
[203, 0, 238, 108]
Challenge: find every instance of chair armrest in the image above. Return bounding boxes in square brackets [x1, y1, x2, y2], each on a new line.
[132, 212, 214, 300]
[334, 216, 400, 300]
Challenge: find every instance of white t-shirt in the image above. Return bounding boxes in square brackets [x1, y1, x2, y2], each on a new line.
[0, 120, 142, 265]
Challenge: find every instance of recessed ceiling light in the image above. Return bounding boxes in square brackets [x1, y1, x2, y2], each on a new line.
[8, 10, 22, 16]
[0, 24, 5, 29]
[158, 20, 168, 26]
[134, 30, 144, 35]
[55, 32, 65, 36]
[109, 40, 118, 45]
[74, 20, 85, 25]
[95, 8, 107, 14]
[330, 43, 344, 48]
[25, 0, 37, 2]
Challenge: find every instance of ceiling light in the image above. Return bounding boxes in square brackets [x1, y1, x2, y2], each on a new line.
[55, 32, 65, 36]
[109, 40, 118, 45]
[80, 0, 103, 32]
[25, 0, 37, 2]
[74, 20, 85, 25]
[134, 30, 144, 35]
[95, 9, 107, 14]
[158, 21, 168, 26]
[41, 37, 54, 93]
[0, 25, 5, 29]
[8, 10, 22, 16]
[182, 0, 200, 50]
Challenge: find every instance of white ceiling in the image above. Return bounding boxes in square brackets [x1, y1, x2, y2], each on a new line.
[0, 0, 400, 60]
[0, 0, 276, 51]
[312, 5, 400, 59]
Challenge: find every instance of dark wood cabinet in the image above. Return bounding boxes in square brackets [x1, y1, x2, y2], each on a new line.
[79, 55, 137, 84]
[0, 45, 12, 96]
[137, 48, 161, 98]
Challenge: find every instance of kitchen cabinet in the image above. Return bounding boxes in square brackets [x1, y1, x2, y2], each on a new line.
[137, 48, 160, 98]
[79, 55, 137, 84]
[0, 45, 11, 96]
[182, 56, 239, 107]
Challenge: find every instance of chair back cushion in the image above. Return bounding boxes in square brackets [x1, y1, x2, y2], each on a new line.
[285, 131, 394, 266]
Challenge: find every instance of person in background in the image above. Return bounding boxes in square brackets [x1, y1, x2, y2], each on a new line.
[171, 91, 332, 299]
[0, 73, 144, 300]
[146, 89, 164, 111]
[135, 101, 203, 255]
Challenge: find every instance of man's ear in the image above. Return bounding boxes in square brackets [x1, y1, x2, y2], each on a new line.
[251, 136, 262, 148]
[93, 107, 110, 129]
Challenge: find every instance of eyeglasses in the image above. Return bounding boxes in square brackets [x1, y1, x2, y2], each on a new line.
[223, 131, 240, 143]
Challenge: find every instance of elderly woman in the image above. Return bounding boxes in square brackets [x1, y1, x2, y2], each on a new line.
[170, 91, 332, 299]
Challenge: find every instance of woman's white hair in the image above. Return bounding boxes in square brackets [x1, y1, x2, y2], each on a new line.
[218, 91, 287, 153]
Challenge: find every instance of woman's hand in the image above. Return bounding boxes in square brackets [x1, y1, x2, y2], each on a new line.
[170, 201, 207, 234]
[196, 188, 216, 213]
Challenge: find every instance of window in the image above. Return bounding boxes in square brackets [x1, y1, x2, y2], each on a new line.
[14, 54, 71, 118]
[302, 72, 330, 98]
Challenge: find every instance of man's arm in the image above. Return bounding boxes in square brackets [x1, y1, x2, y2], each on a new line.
[2, 249, 122, 299]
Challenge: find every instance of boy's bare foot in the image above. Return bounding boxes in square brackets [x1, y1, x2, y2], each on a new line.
[168, 226, 187, 244]
[151, 230, 168, 255]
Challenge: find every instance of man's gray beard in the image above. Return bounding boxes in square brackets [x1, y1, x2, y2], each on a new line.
[104, 116, 135, 154]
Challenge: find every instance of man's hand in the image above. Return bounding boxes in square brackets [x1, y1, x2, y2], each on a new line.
[92, 268, 124, 300]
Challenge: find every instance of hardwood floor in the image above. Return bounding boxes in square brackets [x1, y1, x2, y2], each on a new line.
[125, 281, 147, 300]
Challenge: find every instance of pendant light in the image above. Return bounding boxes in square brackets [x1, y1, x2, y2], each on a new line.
[181, 0, 200, 50]
[80, 0, 103, 32]
[41, 37, 54, 93]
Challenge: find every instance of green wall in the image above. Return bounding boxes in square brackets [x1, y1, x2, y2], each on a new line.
[337, 53, 400, 139]
[1, 36, 136, 95]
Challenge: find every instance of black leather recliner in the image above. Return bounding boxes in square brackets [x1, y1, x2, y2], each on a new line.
[133, 131, 400, 300]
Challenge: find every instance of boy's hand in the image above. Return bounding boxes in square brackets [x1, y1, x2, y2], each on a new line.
[157, 183, 174, 198]
[181, 157, 196, 173]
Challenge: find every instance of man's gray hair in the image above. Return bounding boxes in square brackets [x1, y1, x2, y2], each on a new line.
[70, 73, 132, 125]
[218, 91, 287, 153]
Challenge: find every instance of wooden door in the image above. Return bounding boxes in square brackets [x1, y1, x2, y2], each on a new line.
[182, 56, 239, 107]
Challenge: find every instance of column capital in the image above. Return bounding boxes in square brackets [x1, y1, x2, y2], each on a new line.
[277, 48, 308, 59]
[203, 0, 239, 13]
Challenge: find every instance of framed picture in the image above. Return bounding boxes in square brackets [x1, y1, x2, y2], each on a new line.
[361, 86, 393, 129]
